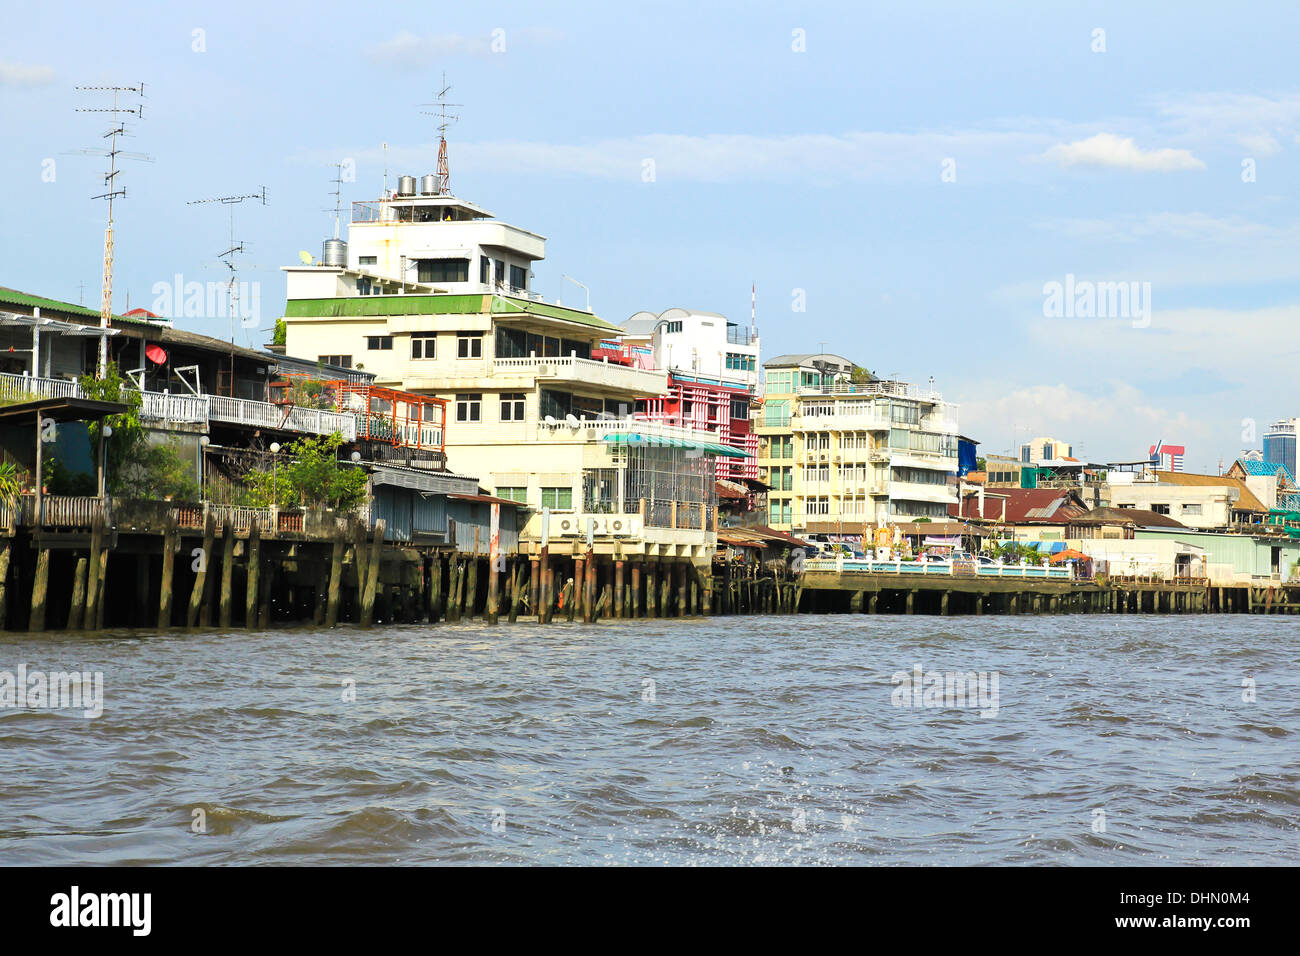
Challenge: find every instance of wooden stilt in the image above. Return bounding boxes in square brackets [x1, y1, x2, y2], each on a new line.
[30, 547, 50, 632]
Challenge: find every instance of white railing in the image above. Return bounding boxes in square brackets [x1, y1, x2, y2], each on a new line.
[3, 371, 353, 441]
[140, 391, 208, 424]
[803, 557, 1073, 580]
[0, 370, 81, 403]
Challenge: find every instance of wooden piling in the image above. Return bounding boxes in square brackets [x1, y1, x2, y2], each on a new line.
[646, 559, 658, 618]
[84, 518, 104, 630]
[361, 519, 385, 627]
[157, 517, 177, 629]
[464, 556, 477, 619]
[614, 559, 625, 619]
[187, 513, 215, 628]
[30, 547, 50, 632]
[218, 520, 235, 628]
[68, 556, 88, 631]
[243, 519, 260, 629]
[326, 525, 345, 627]
[0, 539, 11, 630]
[583, 550, 596, 625]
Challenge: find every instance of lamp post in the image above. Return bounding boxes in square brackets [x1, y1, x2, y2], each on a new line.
[270, 442, 281, 505]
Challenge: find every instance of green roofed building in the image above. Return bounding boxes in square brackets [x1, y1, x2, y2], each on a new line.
[280, 172, 737, 565]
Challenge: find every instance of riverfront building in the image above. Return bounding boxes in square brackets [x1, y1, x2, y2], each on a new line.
[756, 353, 959, 534]
[279, 168, 737, 568]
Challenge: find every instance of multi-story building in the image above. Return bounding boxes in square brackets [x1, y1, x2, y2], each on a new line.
[1263, 418, 1298, 479]
[611, 308, 760, 482]
[280, 168, 736, 568]
[1019, 436, 1073, 465]
[756, 353, 959, 533]
[1148, 440, 1186, 472]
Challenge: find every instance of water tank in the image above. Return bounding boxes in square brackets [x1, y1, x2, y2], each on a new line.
[322, 238, 347, 267]
[397, 175, 416, 196]
[420, 174, 437, 196]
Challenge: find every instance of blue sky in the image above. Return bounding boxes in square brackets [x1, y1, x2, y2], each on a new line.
[4, 0, 1300, 470]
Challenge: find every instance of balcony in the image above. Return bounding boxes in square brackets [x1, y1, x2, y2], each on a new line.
[0, 371, 356, 441]
[493, 356, 667, 395]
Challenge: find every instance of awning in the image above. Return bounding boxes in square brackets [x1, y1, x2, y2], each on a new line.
[601, 432, 752, 458]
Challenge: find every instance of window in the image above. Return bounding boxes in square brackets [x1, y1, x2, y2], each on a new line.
[541, 486, 573, 510]
[359, 255, 377, 266]
[411, 333, 437, 359]
[417, 258, 469, 283]
[664, 320, 683, 334]
[318, 354, 352, 368]
[457, 333, 483, 359]
[479, 257, 491, 284]
[1041, 443, 1052, 461]
[1116, 503, 1135, 509]
[1151, 503, 1171, 515]
[495, 486, 527, 503]
[509, 264, 527, 290]
[455, 393, 482, 422]
[500, 392, 525, 421]
[366, 335, 393, 350]
[726, 352, 755, 372]
[1182, 503, 1203, 515]
[730, 398, 749, 421]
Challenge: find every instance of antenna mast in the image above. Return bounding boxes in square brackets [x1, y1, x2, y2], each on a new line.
[186, 188, 269, 389]
[76, 82, 147, 378]
[421, 73, 461, 195]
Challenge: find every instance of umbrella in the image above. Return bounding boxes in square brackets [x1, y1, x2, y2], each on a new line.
[1050, 548, 1089, 564]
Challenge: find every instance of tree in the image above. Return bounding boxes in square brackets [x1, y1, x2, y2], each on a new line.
[79, 363, 201, 501]
[273, 317, 287, 347]
[850, 365, 874, 384]
[244, 432, 368, 512]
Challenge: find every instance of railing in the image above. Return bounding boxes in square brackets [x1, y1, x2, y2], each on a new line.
[0, 371, 355, 439]
[140, 391, 208, 424]
[0, 494, 105, 529]
[0, 371, 81, 403]
[804, 557, 1073, 580]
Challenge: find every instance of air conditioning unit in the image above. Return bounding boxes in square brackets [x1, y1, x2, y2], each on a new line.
[558, 517, 574, 534]
[609, 517, 629, 536]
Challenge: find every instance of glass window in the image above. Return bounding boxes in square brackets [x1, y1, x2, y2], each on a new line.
[500, 392, 525, 421]
[457, 333, 483, 359]
[417, 258, 469, 283]
[359, 255, 377, 266]
[366, 335, 393, 351]
[479, 256, 491, 284]
[495, 486, 528, 503]
[411, 333, 436, 359]
[455, 393, 481, 422]
[509, 264, 527, 290]
[541, 486, 573, 510]
[318, 354, 352, 368]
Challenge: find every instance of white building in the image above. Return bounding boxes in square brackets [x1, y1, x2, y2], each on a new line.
[621, 308, 759, 390]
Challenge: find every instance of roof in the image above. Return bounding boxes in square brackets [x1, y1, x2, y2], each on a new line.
[284, 293, 623, 332]
[447, 492, 526, 508]
[1070, 507, 1186, 529]
[715, 480, 748, 500]
[1233, 458, 1297, 483]
[951, 487, 1089, 524]
[763, 352, 857, 370]
[0, 286, 147, 326]
[1151, 470, 1269, 512]
[0, 396, 129, 424]
[716, 525, 808, 549]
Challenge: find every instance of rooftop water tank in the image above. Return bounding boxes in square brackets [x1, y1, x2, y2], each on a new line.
[322, 238, 347, 267]
[397, 175, 416, 197]
[420, 174, 437, 196]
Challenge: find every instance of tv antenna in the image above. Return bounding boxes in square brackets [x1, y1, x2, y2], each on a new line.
[326, 162, 346, 239]
[75, 82, 149, 377]
[186, 188, 269, 381]
[420, 73, 461, 194]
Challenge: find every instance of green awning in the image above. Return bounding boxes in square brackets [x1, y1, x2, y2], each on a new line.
[601, 432, 752, 458]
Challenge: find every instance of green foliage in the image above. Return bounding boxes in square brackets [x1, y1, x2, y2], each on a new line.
[45, 457, 96, 496]
[79, 363, 201, 501]
[849, 365, 874, 384]
[975, 456, 987, 471]
[0, 460, 21, 505]
[992, 541, 1045, 566]
[273, 317, 287, 346]
[243, 432, 367, 512]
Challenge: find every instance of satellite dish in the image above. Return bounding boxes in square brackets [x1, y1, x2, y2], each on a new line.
[565, 414, 580, 428]
[543, 415, 557, 426]
[298, 250, 313, 265]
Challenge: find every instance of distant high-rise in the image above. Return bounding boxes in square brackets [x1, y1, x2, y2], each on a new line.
[1149, 440, 1185, 472]
[1264, 419, 1299, 479]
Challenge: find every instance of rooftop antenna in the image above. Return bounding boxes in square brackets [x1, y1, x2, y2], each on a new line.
[75, 82, 149, 378]
[327, 161, 345, 239]
[186, 187, 269, 389]
[750, 282, 756, 335]
[420, 73, 461, 195]
[382, 141, 389, 196]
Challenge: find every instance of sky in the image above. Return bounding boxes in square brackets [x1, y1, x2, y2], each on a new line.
[3, 0, 1300, 471]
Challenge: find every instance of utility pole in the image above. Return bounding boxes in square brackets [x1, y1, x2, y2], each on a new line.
[76, 83, 147, 378]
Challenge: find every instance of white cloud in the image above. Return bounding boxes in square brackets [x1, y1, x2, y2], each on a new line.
[1041, 132, 1205, 172]
[1048, 212, 1275, 244]
[0, 60, 55, 87]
